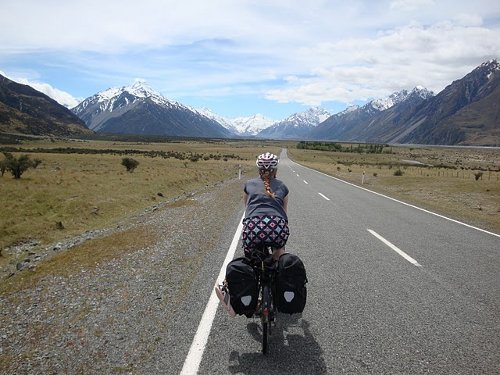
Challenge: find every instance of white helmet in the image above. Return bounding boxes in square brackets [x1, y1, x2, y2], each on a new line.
[256, 152, 279, 170]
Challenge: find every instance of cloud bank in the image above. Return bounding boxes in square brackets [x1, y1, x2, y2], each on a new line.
[1, 0, 499, 113]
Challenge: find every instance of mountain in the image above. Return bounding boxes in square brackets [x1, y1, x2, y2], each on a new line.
[0, 74, 92, 136]
[197, 107, 275, 136]
[72, 82, 231, 138]
[256, 107, 330, 139]
[194, 107, 240, 135]
[310, 88, 433, 141]
[310, 60, 500, 146]
[390, 60, 500, 145]
[231, 114, 276, 136]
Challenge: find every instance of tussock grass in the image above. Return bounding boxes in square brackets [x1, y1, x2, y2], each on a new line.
[0, 153, 228, 250]
[0, 139, 282, 274]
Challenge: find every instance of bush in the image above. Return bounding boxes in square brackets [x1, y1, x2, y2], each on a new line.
[121, 157, 139, 172]
[32, 158, 42, 168]
[474, 172, 483, 181]
[2, 152, 35, 179]
[394, 169, 404, 176]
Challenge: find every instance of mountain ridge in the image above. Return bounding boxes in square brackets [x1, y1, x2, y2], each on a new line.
[72, 82, 231, 138]
[0, 74, 92, 136]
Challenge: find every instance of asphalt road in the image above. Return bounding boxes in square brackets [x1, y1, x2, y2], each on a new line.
[175, 150, 500, 374]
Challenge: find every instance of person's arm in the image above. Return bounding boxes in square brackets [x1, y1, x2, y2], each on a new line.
[243, 191, 248, 207]
[283, 195, 288, 213]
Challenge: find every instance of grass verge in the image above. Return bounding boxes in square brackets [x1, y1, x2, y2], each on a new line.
[0, 225, 153, 296]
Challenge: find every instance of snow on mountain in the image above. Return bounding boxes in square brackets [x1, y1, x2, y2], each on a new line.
[370, 87, 434, 111]
[72, 81, 231, 137]
[279, 107, 331, 127]
[257, 107, 331, 139]
[73, 81, 183, 119]
[195, 108, 275, 136]
[231, 114, 276, 135]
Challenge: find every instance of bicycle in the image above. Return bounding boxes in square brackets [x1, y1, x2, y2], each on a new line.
[248, 245, 279, 355]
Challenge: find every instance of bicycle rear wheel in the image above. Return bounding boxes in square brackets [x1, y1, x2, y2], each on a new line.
[262, 320, 269, 354]
[261, 285, 272, 354]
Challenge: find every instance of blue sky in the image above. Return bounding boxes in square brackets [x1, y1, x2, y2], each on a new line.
[1, 0, 500, 120]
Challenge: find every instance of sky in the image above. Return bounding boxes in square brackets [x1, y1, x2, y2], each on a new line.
[1, 0, 500, 120]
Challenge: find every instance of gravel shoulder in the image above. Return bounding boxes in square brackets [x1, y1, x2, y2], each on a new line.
[0, 177, 245, 374]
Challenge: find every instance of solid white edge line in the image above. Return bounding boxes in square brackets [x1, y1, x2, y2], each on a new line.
[368, 229, 422, 267]
[289, 160, 500, 239]
[180, 213, 245, 375]
[318, 192, 331, 201]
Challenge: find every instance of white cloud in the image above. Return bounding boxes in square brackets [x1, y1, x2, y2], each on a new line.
[26, 82, 80, 108]
[265, 21, 500, 106]
[6, 75, 80, 108]
[390, 0, 435, 11]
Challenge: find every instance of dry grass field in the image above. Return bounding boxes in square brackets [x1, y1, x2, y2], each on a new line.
[0, 138, 282, 274]
[288, 144, 500, 233]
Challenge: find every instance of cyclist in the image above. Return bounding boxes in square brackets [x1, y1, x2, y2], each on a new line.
[241, 152, 289, 261]
[216, 152, 290, 316]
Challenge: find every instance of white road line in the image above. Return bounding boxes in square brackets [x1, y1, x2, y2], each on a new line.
[180, 213, 245, 375]
[368, 229, 422, 267]
[303, 180, 309, 185]
[289, 159, 500, 239]
[318, 192, 330, 201]
[296, 174, 300, 177]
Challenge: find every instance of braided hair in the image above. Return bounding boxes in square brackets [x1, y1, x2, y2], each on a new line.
[260, 169, 276, 198]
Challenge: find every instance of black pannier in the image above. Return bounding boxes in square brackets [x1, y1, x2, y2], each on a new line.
[226, 257, 259, 317]
[275, 253, 308, 314]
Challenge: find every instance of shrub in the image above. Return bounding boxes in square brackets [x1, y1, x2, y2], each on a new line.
[32, 158, 42, 168]
[474, 172, 483, 181]
[121, 157, 139, 172]
[2, 152, 35, 179]
[394, 169, 404, 176]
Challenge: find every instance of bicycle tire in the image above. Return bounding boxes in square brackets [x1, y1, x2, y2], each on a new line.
[262, 319, 268, 354]
[261, 285, 271, 354]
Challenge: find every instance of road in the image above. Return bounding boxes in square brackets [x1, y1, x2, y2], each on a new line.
[176, 150, 500, 374]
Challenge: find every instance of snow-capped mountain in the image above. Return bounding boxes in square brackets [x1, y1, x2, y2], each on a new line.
[72, 82, 231, 138]
[310, 87, 435, 141]
[370, 86, 434, 111]
[196, 108, 275, 136]
[257, 107, 331, 139]
[232, 114, 276, 136]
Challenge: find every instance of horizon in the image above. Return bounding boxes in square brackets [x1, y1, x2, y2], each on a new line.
[1, 1, 499, 119]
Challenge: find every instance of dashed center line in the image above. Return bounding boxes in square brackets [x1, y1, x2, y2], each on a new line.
[368, 229, 422, 267]
[303, 180, 309, 185]
[318, 192, 330, 201]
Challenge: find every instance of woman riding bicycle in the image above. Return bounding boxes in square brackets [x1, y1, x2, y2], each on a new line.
[216, 152, 290, 316]
[242, 152, 289, 261]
